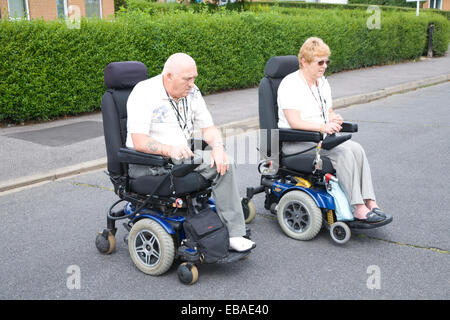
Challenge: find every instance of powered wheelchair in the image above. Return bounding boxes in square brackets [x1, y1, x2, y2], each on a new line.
[95, 61, 252, 284]
[242, 56, 392, 244]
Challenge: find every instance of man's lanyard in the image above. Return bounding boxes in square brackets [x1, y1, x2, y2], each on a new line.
[165, 91, 193, 140]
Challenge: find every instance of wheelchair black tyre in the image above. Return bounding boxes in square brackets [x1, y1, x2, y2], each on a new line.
[128, 219, 175, 276]
[277, 190, 322, 240]
[330, 222, 351, 244]
[241, 198, 257, 224]
[177, 262, 199, 285]
[95, 231, 116, 255]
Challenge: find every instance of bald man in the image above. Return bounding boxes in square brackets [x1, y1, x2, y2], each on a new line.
[126, 53, 255, 252]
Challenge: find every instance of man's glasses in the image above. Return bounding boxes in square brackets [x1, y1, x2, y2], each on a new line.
[317, 60, 330, 66]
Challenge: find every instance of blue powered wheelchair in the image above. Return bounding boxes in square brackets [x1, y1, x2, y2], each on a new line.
[242, 56, 392, 244]
[95, 61, 252, 284]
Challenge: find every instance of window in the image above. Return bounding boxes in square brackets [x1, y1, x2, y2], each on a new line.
[85, 0, 102, 18]
[8, 0, 29, 19]
[56, 0, 68, 19]
[429, 0, 442, 9]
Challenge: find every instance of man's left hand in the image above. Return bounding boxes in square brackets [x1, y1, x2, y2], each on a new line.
[210, 144, 229, 176]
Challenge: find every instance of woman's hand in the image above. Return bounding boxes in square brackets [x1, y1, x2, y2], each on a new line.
[329, 112, 344, 125]
[321, 122, 342, 135]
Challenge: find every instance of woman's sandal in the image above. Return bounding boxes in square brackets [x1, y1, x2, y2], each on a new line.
[354, 210, 385, 223]
[372, 207, 386, 218]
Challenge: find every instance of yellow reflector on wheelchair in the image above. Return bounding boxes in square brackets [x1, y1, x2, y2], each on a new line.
[293, 177, 312, 188]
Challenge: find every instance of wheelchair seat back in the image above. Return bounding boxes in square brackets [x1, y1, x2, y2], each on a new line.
[258, 55, 299, 133]
[101, 61, 148, 177]
[101, 61, 211, 198]
[258, 56, 335, 175]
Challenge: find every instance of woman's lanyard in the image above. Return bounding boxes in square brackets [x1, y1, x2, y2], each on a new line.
[309, 84, 327, 124]
[300, 72, 327, 172]
[166, 91, 193, 140]
[300, 72, 327, 123]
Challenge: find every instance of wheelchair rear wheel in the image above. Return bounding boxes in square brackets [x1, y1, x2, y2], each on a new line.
[277, 190, 322, 241]
[128, 219, 175, 276]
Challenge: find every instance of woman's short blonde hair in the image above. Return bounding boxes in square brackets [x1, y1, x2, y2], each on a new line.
[298, 37, 330, 68]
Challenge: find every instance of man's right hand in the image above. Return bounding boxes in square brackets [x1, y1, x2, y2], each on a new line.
[131, 133, 193, 161]
[166, 144, 194, 161]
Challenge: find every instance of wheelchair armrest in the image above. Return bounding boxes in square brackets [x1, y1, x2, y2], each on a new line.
[322, 134, 352, 150]
[171, 163, 201, 177]
[341, 122, 358, 133]
[118, 147, 170, 167]
[279, 128, 322, 143]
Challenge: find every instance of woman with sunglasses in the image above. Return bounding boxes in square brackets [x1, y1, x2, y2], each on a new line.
[277, 37, 386, 223]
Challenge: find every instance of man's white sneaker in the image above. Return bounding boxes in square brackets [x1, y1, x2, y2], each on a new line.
[229, 237, 255, 252]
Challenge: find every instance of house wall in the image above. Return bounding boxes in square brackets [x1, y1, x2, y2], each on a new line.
[68, 0, 86, 19]
[29, 0, 57, 20]
[0, 0, 114, 20]
[0, 0, 8, 18]
[423, 0, 450, 10]
[101, 0, 114, 18]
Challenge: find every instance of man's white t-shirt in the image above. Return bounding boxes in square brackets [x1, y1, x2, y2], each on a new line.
[126, 74, 214, 149]
[277, 70, 332, 128]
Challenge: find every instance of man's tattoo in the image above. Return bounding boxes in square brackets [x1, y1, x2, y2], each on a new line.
[146, 141, 160, 153]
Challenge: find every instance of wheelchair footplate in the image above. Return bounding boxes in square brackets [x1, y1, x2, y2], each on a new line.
[346, 213, 393, 229]
[215, 249, 252, 264]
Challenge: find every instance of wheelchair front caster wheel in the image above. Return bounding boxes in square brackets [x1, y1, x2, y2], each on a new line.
[95, 230, 116, 254]
[177, 262, 198, 285]
[241, 198, 256, 224]
[330, 222, 351, 244]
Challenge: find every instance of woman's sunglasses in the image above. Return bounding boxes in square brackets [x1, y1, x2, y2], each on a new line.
[317, 60, 330, 66]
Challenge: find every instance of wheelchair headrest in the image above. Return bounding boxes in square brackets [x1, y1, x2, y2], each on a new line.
[264, 55, 299, 79]
[104, 61, 148, 89]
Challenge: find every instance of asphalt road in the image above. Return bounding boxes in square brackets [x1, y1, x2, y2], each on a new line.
[0, 83, 449, 300]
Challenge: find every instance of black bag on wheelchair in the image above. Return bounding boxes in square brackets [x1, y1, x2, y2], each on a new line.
[183, 207, 229, 263]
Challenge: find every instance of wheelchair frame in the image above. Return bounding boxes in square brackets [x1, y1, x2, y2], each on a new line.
[242, 54, 393, 244]
[96, 60, 252, 285]
[244, 156, 392, 245]
[97, 164, 252, 284]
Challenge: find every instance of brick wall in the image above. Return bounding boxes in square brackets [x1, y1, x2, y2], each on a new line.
[67, 0, 86, 18]
[423, 0, 450, 10]
[101, 0, 114, 19]
[0, 0, 114, 20]
[0, 0, 8, 19]
[29, 0, 57, 20]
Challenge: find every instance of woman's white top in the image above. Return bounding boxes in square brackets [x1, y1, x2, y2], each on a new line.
[277, 70, 332, 129]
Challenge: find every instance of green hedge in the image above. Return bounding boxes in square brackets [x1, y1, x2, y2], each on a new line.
[347, 0, 416, 8]
[117, 0, 450, 20]
[0, 8, 448, 123]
